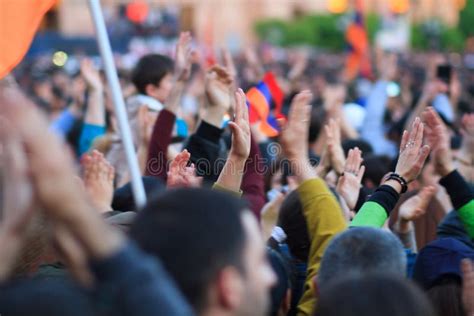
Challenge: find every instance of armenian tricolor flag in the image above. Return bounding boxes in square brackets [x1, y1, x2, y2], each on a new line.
[0, 0, 57, 79]
[246, 72, 285, 137]
[344, 0, 372, 81]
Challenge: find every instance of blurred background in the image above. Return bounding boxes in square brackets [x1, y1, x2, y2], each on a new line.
[31, 0, 473, 57]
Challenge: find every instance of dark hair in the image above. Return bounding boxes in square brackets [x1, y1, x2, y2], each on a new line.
[308, 106, 326, 143]
[314, 274, 436, 316]
[342, 139, 373, 157]
[426, 276, 464, 316]
[129, 188, 247, 312]
[361, 154, 391, 187]
[318, 227, 406, 289]
[277, 190, 310, 262]
[131, 54, 174, 95]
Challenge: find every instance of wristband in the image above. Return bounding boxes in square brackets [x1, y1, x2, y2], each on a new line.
[385, 172, 408, 193]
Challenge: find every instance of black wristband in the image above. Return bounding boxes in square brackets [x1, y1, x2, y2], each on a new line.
[385, 172, 408, 193]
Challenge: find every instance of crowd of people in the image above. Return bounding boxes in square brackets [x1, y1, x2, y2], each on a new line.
[0, 28, 474, 316]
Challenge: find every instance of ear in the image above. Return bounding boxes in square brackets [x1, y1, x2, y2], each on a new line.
[215, 266, 244, 311]
[145, 83, 158, 98]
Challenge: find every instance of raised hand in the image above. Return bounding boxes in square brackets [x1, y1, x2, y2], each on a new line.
[80, 58, 102, 90]
[336, 147, 365, 210]
[325, 118, 345, 176]
[261, 192, 286, 241]
[0, 85, 123, 261]
[395, 117, 431, 182]
[462, 259, 474, 316]
[398, 186, 436, 222]
[137, 105, 154, 147]
[167, 149, 202, 188]
[221, 48, 238, 83]
[279, 90, 316, 183]
[422, 107, 454, 177]
[0, 121, 35, 282]
[81, 150, 115, 213]
[228, 89, 251, 161]
[175, 31, 194, 82]
[205, 65, 234, 110]
[279, 91, 313, 161]
[215, 89, 251, 192]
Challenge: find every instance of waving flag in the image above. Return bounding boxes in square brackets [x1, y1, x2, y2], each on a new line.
[0, 0, 56, 78]
[246, 72, 285, 137]
[344, 0, 372, 81]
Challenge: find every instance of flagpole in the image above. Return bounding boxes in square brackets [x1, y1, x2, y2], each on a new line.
[87, 0, 147, 208]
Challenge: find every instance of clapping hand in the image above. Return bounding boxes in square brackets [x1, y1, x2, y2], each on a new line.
[398, 186, 436, 222]
[395, 117, 431, 182]
[422, 107, 454, 177]
[175, 31, 194, 82]
[325, 118, 345, 176]
[167, 149, 202, 189]
[336, 147, 365, 211]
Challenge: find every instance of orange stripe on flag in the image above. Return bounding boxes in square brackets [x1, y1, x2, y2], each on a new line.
[0, 0, 57, 78]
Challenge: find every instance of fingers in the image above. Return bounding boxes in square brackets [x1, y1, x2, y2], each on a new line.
[400, 130, 409, 152]
[228, 121, 242, 140]
[415, 144, 431, 171]
[423, 107, 443, 129]
[345, 147, 362, 174]
[288, 90, 312, 126]
[233, 89, 245, 121]
[408, 117, 421, 145]
[209, 65, 233, 85]
[357, 165, 366, 183]
[232, 89, 249, 133]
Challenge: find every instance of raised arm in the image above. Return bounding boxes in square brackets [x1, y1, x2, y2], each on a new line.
[279, 90, 347, 316]
[185, 65, 233, 182]
[423, 107, 474, 237]
[0, 85, 194, 316]
[351, 117, 431, 228]
[78, 59, 106, 155]
[214, 89, 250, 193]
[145, 32, 193, 179]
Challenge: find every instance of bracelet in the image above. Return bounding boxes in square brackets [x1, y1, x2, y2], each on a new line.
[385, 172, 408, 194]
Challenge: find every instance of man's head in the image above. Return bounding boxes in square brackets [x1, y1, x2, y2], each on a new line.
[314, 274, 434, 316]
[318, 227, 406, 289]
[131, 54, 174, 102]
[277, 190, 310, 262]
[129, 188, 275, 316]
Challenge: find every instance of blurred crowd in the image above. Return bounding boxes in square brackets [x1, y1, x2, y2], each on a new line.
[0, 27, 474, 316]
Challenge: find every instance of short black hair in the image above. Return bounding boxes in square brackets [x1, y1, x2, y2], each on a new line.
[131, 54, 174, 95]
[308, 106, 326, 143]
[318, 227, 406, 289]
[362, 154, 392, 187]
[129, 188, 247, 312]
[314, 274, 435, 316]
[277, 190, 310, 262]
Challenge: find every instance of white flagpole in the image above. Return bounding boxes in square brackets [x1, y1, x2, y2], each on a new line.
[88, 0, 147, 208]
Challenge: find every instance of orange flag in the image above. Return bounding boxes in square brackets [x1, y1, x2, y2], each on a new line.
[0, 0, 56, 78]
